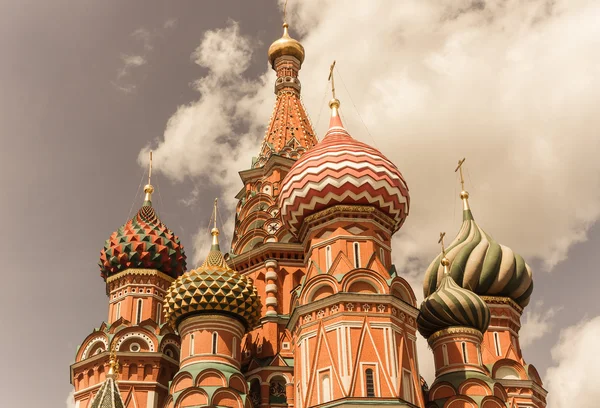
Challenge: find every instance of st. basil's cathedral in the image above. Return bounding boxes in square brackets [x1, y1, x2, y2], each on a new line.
[69, 18, 547, 408]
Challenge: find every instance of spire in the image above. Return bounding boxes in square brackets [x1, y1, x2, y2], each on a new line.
[106, 344, 120, 380]
[143, 151, 154, 206]
[255, 10, 317, 168]
[328, 60, 343, 128]
[438, 231, 450, 274]
[455, 157, 471, 213]
[201, 198, 230, 269]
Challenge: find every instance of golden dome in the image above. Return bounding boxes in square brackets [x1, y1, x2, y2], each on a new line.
[268, 23, 305, 68]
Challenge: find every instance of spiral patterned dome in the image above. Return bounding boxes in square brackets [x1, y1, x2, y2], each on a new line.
[418, 260, 491, 339]
[164, 228, 262, 330]
[423, 195, 533, 308]
[278, 100, 410, 236]
[99, 186, 186, 280]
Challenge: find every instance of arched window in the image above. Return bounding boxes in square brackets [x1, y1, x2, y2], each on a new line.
[190, 334, 195, 356]
[115, 302, 121, 320]
[136, 299, 143, 324]
[494, 332, 502, 356]
[321, 374, 331, 403]
[212, 332, 218, 354]
[232, 337, 237, 359]
[156, 303, 161, 325]
[365, 368, 375, 397]
[462, 342, 468, 363]
[353, 242, 361, 268]
[379, 248, 385, 266]
[325, 245, 332, 271]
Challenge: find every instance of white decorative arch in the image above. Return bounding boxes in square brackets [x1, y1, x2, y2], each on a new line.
[115, 331, 155, 352]
[266, 372, 292, 383]
[81, 336, 109, 360]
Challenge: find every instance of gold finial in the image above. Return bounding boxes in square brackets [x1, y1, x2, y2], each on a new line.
[143, 151, 154, 205]
[211, 198, 219, 246]
[438, 232, 450, 272]
[283, 0, 289, 25]
[107, 343, 120, 380]
[455, 157, 470, 211]
[328, 60, 340, 116]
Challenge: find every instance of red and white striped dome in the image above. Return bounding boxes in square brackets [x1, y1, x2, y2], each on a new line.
[278, 101, 410, 236]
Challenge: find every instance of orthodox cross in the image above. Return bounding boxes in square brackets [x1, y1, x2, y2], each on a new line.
[455, 157, 466, 191]
[438, 232, 446, 257]
[328, 60, 337, 99]
[148, 151, 153, 185]
[283, 0, 288, 24]
[213, 198, 218, 230]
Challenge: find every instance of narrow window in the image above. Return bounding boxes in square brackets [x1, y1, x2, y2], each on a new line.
[442, 344, 449, 365]
[365, 368, 375, 397]
[190, 334, 195, 356]
[321, 374, 331, 403]
[380, 248, 385, 266]
[402, 370, 413, 403]
[115, 302, 121, 320]
[462, 342, 468, 363]
[325, 245, 332, 271]
[494, 332, 502, 356]
[212, 332, 218, 354]
[156, 303, 161, 326]
[136, 299, 143, 324]
[353, 242, 361, 268]
[232, 337, 237, 359]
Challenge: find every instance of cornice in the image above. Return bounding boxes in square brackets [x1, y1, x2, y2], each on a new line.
[106, 268, 175, 285]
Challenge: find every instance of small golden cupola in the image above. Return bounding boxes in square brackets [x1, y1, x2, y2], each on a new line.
[268, 22, 305, 69]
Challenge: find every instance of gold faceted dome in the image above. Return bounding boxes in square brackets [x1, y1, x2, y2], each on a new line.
[164, 228, 262, 331]
[268, 23, 305, 68]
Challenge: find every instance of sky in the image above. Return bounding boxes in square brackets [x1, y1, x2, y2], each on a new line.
[0, 0, 599, 407]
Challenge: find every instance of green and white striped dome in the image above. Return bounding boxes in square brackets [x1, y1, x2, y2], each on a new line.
[423, 196, 533, 308]
[418, 264, 491, 339]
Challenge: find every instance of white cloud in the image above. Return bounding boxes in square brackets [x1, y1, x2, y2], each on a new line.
[164, 18, 178, 29]
[519, 302, 561, 348]
[147, 0, 600, 274]
[545, 315, 600, 407]
[139, 20, 273, 263]
[65, 390, 75, 408]
[117, 54, 147, 79]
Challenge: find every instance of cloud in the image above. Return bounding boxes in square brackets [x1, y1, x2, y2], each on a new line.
[519, 302, 561, 348]
[147, 0, 600, 274]
[65, 390, 75, 408]
[139, 20, 273, 263]
[117, 54, 147, 79]
[164, 18, 178, 29]
[545, 315, 600, 407]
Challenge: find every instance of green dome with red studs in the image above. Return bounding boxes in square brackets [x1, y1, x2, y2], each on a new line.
[99, 185, 186, 280]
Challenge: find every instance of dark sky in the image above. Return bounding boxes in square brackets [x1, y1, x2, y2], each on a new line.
[0, 1, 597, 407]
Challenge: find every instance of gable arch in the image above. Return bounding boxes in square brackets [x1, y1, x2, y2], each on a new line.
[492, 359, 527, 380]
[390, 277, 417, 306]
[113, 328, 157, 352]
[300, 275, 339, 304]
[196, 369, 227, 387]
[341, 270, 387, 294]
[458, 378, 492, 396]
[78, 334, 109, 361]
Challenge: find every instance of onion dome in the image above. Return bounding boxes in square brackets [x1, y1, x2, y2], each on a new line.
[99, 182, 186, 280]
[268, 23, 305, 68]
[423, 187, 533, 308]
[418, 257, 491, 339]
[164, 209, 262, 330]
[278, 98, 410, 236]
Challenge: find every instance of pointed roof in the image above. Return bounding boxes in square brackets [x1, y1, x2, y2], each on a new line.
[254, 23, 317, 168]
[89, 377, 125, 408]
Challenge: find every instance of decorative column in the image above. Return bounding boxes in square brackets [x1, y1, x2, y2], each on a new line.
[260, 381, 270, 407]
[265, 259, 279, 316]
[286, 381, 295, 407]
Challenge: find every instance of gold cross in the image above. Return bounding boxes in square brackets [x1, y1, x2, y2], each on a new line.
[438, 232, 446, 257]
[328, 60, 337, 100]
[455, 157, 466, 191]
[283, 0, 288, 24]
[148, 151, 153, 186]
[213, 198, 218, 230]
